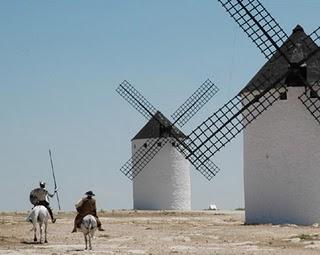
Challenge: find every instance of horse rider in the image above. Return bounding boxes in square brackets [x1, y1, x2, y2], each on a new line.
[32, 181, 58, 223]
[71, 191, 105, 233]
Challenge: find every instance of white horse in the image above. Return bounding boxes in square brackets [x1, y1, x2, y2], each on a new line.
[26, 205, 49, 243]
[77, 214, 97, 250]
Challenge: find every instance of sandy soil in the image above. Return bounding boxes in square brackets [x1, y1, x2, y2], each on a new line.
[1, 210, 320, 254]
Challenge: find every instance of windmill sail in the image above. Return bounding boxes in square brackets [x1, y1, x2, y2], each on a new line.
[299, 79, 320, 124]
[218, 1, 320, 124]
[171, 79, 219, 127]
[120, 137, 170, 179]
[116, 80, 158, 120]
[181, 72, 287, 162]
[299, 27, 320, 121]
[116, 79, 220, 180]
[297, 27, 320, 123]
[181, 1, 320, 169]
[218, 0, 294, 62]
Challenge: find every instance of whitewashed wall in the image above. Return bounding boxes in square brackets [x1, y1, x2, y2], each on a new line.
[132, 138, 191, 210]
[244, 87, 320, 225]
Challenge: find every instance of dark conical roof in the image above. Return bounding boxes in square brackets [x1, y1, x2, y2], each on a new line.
[242, 25, 320, 93]
[293, 24, 304, 33]
[132, 111, 186, 140]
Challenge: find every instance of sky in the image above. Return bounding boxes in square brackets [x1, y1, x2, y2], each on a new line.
[0, 0, 319, 212]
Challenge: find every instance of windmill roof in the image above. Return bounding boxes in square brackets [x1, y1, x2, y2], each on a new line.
[242, 25, 320, 93]
[132, 111, 187, 140]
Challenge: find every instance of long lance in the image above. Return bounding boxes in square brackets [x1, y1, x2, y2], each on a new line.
[49, 149, 61, 210]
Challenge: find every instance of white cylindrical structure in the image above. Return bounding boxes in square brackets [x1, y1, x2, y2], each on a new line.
[132, 138, 191, 210]
[240, 25, 320, 225]
[243, 87, 320, 225]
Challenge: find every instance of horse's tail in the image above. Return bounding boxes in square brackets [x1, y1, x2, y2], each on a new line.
[26, 214, 36, 232]
[26, 212, 32, 223]
[27, 208, 38, 232]
[27, 208, 37, 223]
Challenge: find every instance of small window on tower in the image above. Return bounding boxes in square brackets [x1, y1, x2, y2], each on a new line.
[143, 143, 148, 148]
[172, 142, 176, 147]
[280, 92, 287, 100]
[157, 142, 162, 147]
[310, 90, 318, 98]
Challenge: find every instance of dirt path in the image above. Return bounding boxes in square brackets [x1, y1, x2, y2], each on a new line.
[1, 210, 320, 254]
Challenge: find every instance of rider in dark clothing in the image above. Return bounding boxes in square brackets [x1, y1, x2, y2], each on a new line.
[71, 191, 104, 233]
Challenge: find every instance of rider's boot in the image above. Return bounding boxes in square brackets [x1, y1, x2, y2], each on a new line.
[47, 207, 56, 223]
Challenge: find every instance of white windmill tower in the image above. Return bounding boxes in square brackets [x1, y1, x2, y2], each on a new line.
[242, 25, 320, 225]
[116, 80, 220, 210]
[178, 0, 320, 224]
[132, 112, 191, 210]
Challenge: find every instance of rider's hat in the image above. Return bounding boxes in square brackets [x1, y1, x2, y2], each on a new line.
[39, 181, 46, 187]
[85, 191, 95, 196]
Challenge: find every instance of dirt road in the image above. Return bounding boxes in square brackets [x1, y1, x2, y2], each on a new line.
[1, 210, 320, 254]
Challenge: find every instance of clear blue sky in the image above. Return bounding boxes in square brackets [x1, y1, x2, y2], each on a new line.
[0, 0, 319, 211]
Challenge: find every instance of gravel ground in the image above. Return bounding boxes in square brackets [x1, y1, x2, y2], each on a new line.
[1, 210, 320, 254]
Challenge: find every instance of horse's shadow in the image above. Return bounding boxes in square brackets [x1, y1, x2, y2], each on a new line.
[66, 248, 86, 252]
[21, 240, 46, 245]
[21, 241, 85, 252]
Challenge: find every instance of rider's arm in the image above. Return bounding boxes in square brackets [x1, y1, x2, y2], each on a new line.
[47, 187, 58, 197]
[47, 191, 55, 197]
[92, 200, 97, 216]
[75, 198, 84, 209]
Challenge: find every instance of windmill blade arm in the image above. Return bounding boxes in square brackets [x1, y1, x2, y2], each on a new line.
[296, 29, 320, 124]
[161, 135, 220, 181]
[308, 27, 320, 47]
[299, 80, 320, 124]
[171, 79, 219, 128]
[116, 80, 158, 120]
[190, 154, 220, 181]
[177, 141, 220, 181]
[117, 79, 219, 180]
[119, 137, 169, 180]
[120, 133, 220, 181]
[218, 0, 293, 62]
[185, 73, 287, 160]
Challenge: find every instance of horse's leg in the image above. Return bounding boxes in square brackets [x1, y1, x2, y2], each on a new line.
[39, 223, 43, 244]
[84, 234, 88, 250]
[33, 223, 37, 242]
[89, 233, 92, 250]
[44, 222, 48, 243]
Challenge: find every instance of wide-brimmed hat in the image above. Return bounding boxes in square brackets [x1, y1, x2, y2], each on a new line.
[85, 191, 95, 196]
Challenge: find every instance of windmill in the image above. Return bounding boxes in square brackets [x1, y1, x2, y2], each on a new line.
[116, 79, 219, 210]
[177, 0, 320, 224]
